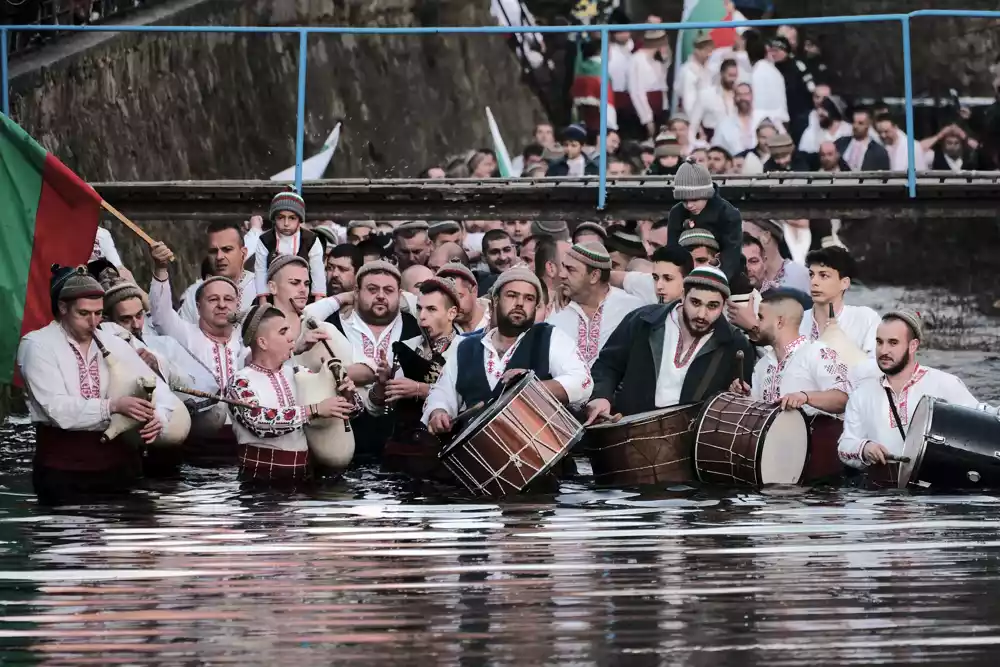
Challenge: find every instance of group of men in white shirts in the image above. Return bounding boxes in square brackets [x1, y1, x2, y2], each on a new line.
[17, 184, 997, 501]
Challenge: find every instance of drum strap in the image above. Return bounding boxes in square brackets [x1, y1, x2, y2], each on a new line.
[884, 387, 907, 441]
[692, 348, 726, 402]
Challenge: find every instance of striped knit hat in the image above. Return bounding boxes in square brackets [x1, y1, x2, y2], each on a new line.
[437, 261, 478, 287]
[103, 279, 149, 314]
[678, 228, 720, 251]
[51, 265, 104, 315]
[673, 158, 714, 200]
[565, 242, 613, 270]
[270, 189, 306, 222]
[356, 259, 401, 286]
[683, 265, 731, 299]
[266, 254, 309, 281]
[573, 222, 607, 242]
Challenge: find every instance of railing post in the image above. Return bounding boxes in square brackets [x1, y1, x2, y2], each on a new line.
[294, 30, 308, 193]
[1, 29, 9, 117]
[598, 29, 609, 211]
[901, 16, 916, 198]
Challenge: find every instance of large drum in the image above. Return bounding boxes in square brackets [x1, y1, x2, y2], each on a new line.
[585, 404, 702, 486]
[889, 396, 1000, 490]
[803, 414, 845, 483]
[694, 393, 809, 486]
[440, 371, 583, 497]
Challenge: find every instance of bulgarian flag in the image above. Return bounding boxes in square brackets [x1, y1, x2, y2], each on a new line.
[0, 113, 101, 383]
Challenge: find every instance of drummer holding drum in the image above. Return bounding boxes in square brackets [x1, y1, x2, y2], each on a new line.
[838, 310, 1000, 471]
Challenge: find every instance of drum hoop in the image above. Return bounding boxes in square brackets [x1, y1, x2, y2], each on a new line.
[586, 404, 701, 452]
[693, 393, 783, 485]
[440, 370, 539, 459]
[586, 403, 702, 431]
[898, 395, 934, 489]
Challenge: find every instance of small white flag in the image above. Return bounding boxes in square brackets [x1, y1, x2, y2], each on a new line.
[270, 123, 342, 182]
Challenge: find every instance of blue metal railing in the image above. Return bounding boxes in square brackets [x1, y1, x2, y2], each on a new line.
[1, 10, 997, 205]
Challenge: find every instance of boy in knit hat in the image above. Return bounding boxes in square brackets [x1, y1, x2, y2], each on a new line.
[254, 189, 326, 305]
[666, 158, 744, 285]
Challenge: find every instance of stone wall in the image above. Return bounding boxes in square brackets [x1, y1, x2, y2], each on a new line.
[9, 0, 546, 292]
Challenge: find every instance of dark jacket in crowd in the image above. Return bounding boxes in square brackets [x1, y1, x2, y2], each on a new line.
[547, 156, 599, 177]
[776, 58, 815, 142]
[763, 152, 811, 172]
[590, 302, 755, 417]
[665, 183, 743, 282]
[834, 136, 891, 171]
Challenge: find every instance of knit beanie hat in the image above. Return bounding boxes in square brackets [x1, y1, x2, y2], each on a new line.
[767, 133, 795, 158]
[347, 220, 377, 232]
[678, 228, 720, 251]
[437, 262, 478, 287]
[884, 309, 924, 341]
[683, 265, 731, 299]
[313, 226, 339, 249]
[270, 189, 306, 223]
[531, 220, 571, 241]
[266, 254, 309, 282]
[103, 279, 149, 315]
[428, 220, 462, 238]
[356, 259, 402, 287]
[490, 266, 543, 300]
[51, 265, 105, 316]
[565, 241, 613, 271]
[561, 124, 587, 144]
[672, 158, 714, 200]
[605, 225, 647, 258]
[573, 222, 608, 242]
[419, 276, 461, 308]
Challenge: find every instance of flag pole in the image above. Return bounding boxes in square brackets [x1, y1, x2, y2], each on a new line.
[100, 199, 175, 262]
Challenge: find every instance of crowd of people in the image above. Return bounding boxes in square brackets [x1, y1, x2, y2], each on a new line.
[17, 154, 1000, 502]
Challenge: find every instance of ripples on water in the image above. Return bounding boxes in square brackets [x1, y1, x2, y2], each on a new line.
[0, 286, 999, 666]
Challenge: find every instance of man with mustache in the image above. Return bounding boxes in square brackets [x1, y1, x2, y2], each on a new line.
[585, 266, 755, 423]
[838, 311, 999, 470]
[476, 229, 518, 297]
[423, 267, 592, 436]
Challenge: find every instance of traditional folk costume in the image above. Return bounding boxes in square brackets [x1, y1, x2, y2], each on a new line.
[627, 33, 670, 134]
[544, 243, 642, 367]
[18, 268, 176, 503]
[751, 336, 850, 417]
[436, 263, 493, 334]
[422, 269, 593, 423]
[225, 309, 313, 484]
[838, 311, 997, 471]
[253, 191, 326, 302]
[800, 304, 880, 358]
[590, 267, 756, 416]
[149, 273, 246, 462]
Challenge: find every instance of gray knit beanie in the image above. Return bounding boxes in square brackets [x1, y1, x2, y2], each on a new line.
[673, 158, 714, 200]
[269, 190, 306, 222]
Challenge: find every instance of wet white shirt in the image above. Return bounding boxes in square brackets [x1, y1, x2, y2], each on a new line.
[422, 327, 592, 421]
[226, 362, 308, 452]
[800, 304, 881, 359]
[751, 336, 849, 417]
[546, 287, 643, 366]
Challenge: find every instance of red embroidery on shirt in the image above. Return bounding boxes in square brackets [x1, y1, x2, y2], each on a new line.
[761, 260, 790, 293]
[485, 338, 521, 381]
[360, 328, 394, 365]
[671, 311, 706, 369]
[575, 303, 606, 363]
[761, 336, 807, 403]
[881, 364, 927, 428]
[820, 347, 850, 391]
[250, 363, 295, 407]
[70, 344, 101, 399]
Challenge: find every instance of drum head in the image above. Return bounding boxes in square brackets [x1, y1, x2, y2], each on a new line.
[440, 371, 537, 457]
[759, 409, 809, 484]
[588, 403, 700, 430]
[897, 395, 933, 489]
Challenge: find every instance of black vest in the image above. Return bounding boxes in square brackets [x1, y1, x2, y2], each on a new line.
[260, 228, 317, 266]
[454, 324, 553, 408]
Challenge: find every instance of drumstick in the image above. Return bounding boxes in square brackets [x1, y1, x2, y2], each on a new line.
[733, 350, 745, 382]
[455, 401, 485, 423]
[885, 455, 911, 464]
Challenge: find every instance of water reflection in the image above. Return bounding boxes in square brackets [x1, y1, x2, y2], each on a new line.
[0, 286, 999, 665]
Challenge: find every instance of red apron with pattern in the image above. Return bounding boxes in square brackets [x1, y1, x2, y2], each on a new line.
[34, 425, 140, 473]
[239, 444, 310, 483]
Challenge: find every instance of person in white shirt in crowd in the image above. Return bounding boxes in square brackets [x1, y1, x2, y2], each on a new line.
[798, 94, 855, 154]
[742, 219, 810, 293]
[678, 33, 715, 117]
[835, 108, 891, 171]
[89, 227, 137, 284]
[669, 112, 709, 157]
[874, 113, 927, 172]
[745, 30, 788, 125]
[741, 119, 778, 174]
[547, 242, 643, 367]
[178, 221, 259, 324]
[393, 221, 432, 271]
[920, 123, 982, 171]
[489, 0, 547, 70]
[731, 288, 849, 416]
[607, 11, 636, 136]
[424, 268, 592, 435]
[18, 266, 173, 504]
[706, 146, 734, 174]
[628, 29, 671, 140]
[254, 191, 326, 305]
[800, 246, 881, 358]
[714, 83, 784, 158]
[839, 310, 999, 469]
[691, 58, 741, 143]
[611, 245, 693, 306]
